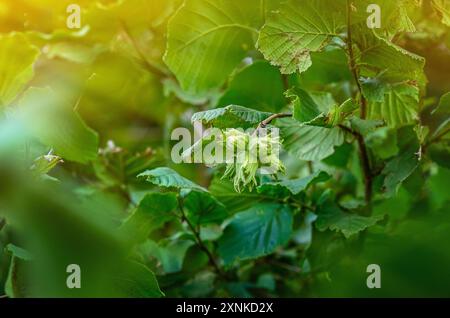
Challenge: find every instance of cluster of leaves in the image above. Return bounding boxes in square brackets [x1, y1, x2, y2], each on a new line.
[1, 0, 450, 298]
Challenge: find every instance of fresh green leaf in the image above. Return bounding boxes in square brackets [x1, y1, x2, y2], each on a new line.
[6, 244, 33, 261]
[349, 117, 384, 136]
[191, 105, 271, 129]
[5, 255, 29, 298]
[367, 84, 421, 127]
[279, 118, 345, 161]
[164, 0, 262, 94]
[353, 30, 425, 127]
[209, 175, 264, 214]
[258, 0, 346, 74]
[30, 155, 63, 178]
[373, 187, 412, 221]
[422, 92, 450, 139]
[4, 245, 33, 298]
[354, 29, 425, 85]
[298, 49, 352, 87]
[141, 239, 195, 274]
[121, 192, 179, 244]
[288, 87, 357, 127]
[353, 0, 418, 34]
[382, 127, 420, 195]
[18, 87, 99, 164]
[366, 127, 399, 159]
[316, 198, 383, 238]
[433, 92, 450, 134]
[113, 260, 164, 298]
[327, 99, 359, 127]
[289, 88, 328, 125]
[0, 33, 39, 107]
[217, 61, 286, 112]
[322, 143, 354, 168]
[258, 171, 330, 196]
[184, 190, 228, 225]
[138, 167, 207, 192]
[218, 203, 293, 265]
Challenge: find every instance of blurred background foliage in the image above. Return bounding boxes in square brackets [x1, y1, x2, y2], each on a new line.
[0, 0, 450, 298]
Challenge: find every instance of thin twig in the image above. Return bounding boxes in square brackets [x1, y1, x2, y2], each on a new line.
[427, 126, 450, 146]
[0, 218, 5, 231]
[344, 1, 373, 209]
[282, 74, 290, 91]
[339, 125, 373, 208]
[259, 113, 293, 129]
[267, 260, 302, 274]
[338, 124, 353, 135]
[177, 197, 225, 278]
[356, 134, 373, 207]
[346, 0, 368, 120]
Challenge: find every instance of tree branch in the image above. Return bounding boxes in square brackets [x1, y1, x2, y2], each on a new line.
[282, 74, 290, 91]
[259, 113, 293, 129]
[344, 1, 373, 209]
[339, 125, 373, 207]
[356, 134, 373, 207]
[177, 197, 225, 278]
[346, 0, 367, 120]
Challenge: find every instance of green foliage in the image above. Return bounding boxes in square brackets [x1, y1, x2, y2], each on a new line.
[141, 239, 194, 274]
[0, 33, 40, 107]
[352, 0, 418, 34]
[258, 171, 330, 197]
[209, 175, 263, 213]
[191, 105, 271, 129]
[433, 0, 450, 26]
[258, 0, 346, 74]
[353, 30, 425, 127]
[422, 92, 450, 139]
[218, 203, 293, 265]
[382, 128, 420, 195]
[289, 87, 357, 127]
[217, 61, 286, 112]
[114, 260, 164, 298]
[164, 0, 263, 94]
[138, 167, 207, 191]
[279, 118, 345, 161]
[183, 190, 228, 225]
[19, 88, 99, 164]
[121, 192, 179, 244]
[315, 192, 383, 238]
[5, 244, 32, 298]
[1, 0, 450, 299]
[366, 83, 420, 127]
